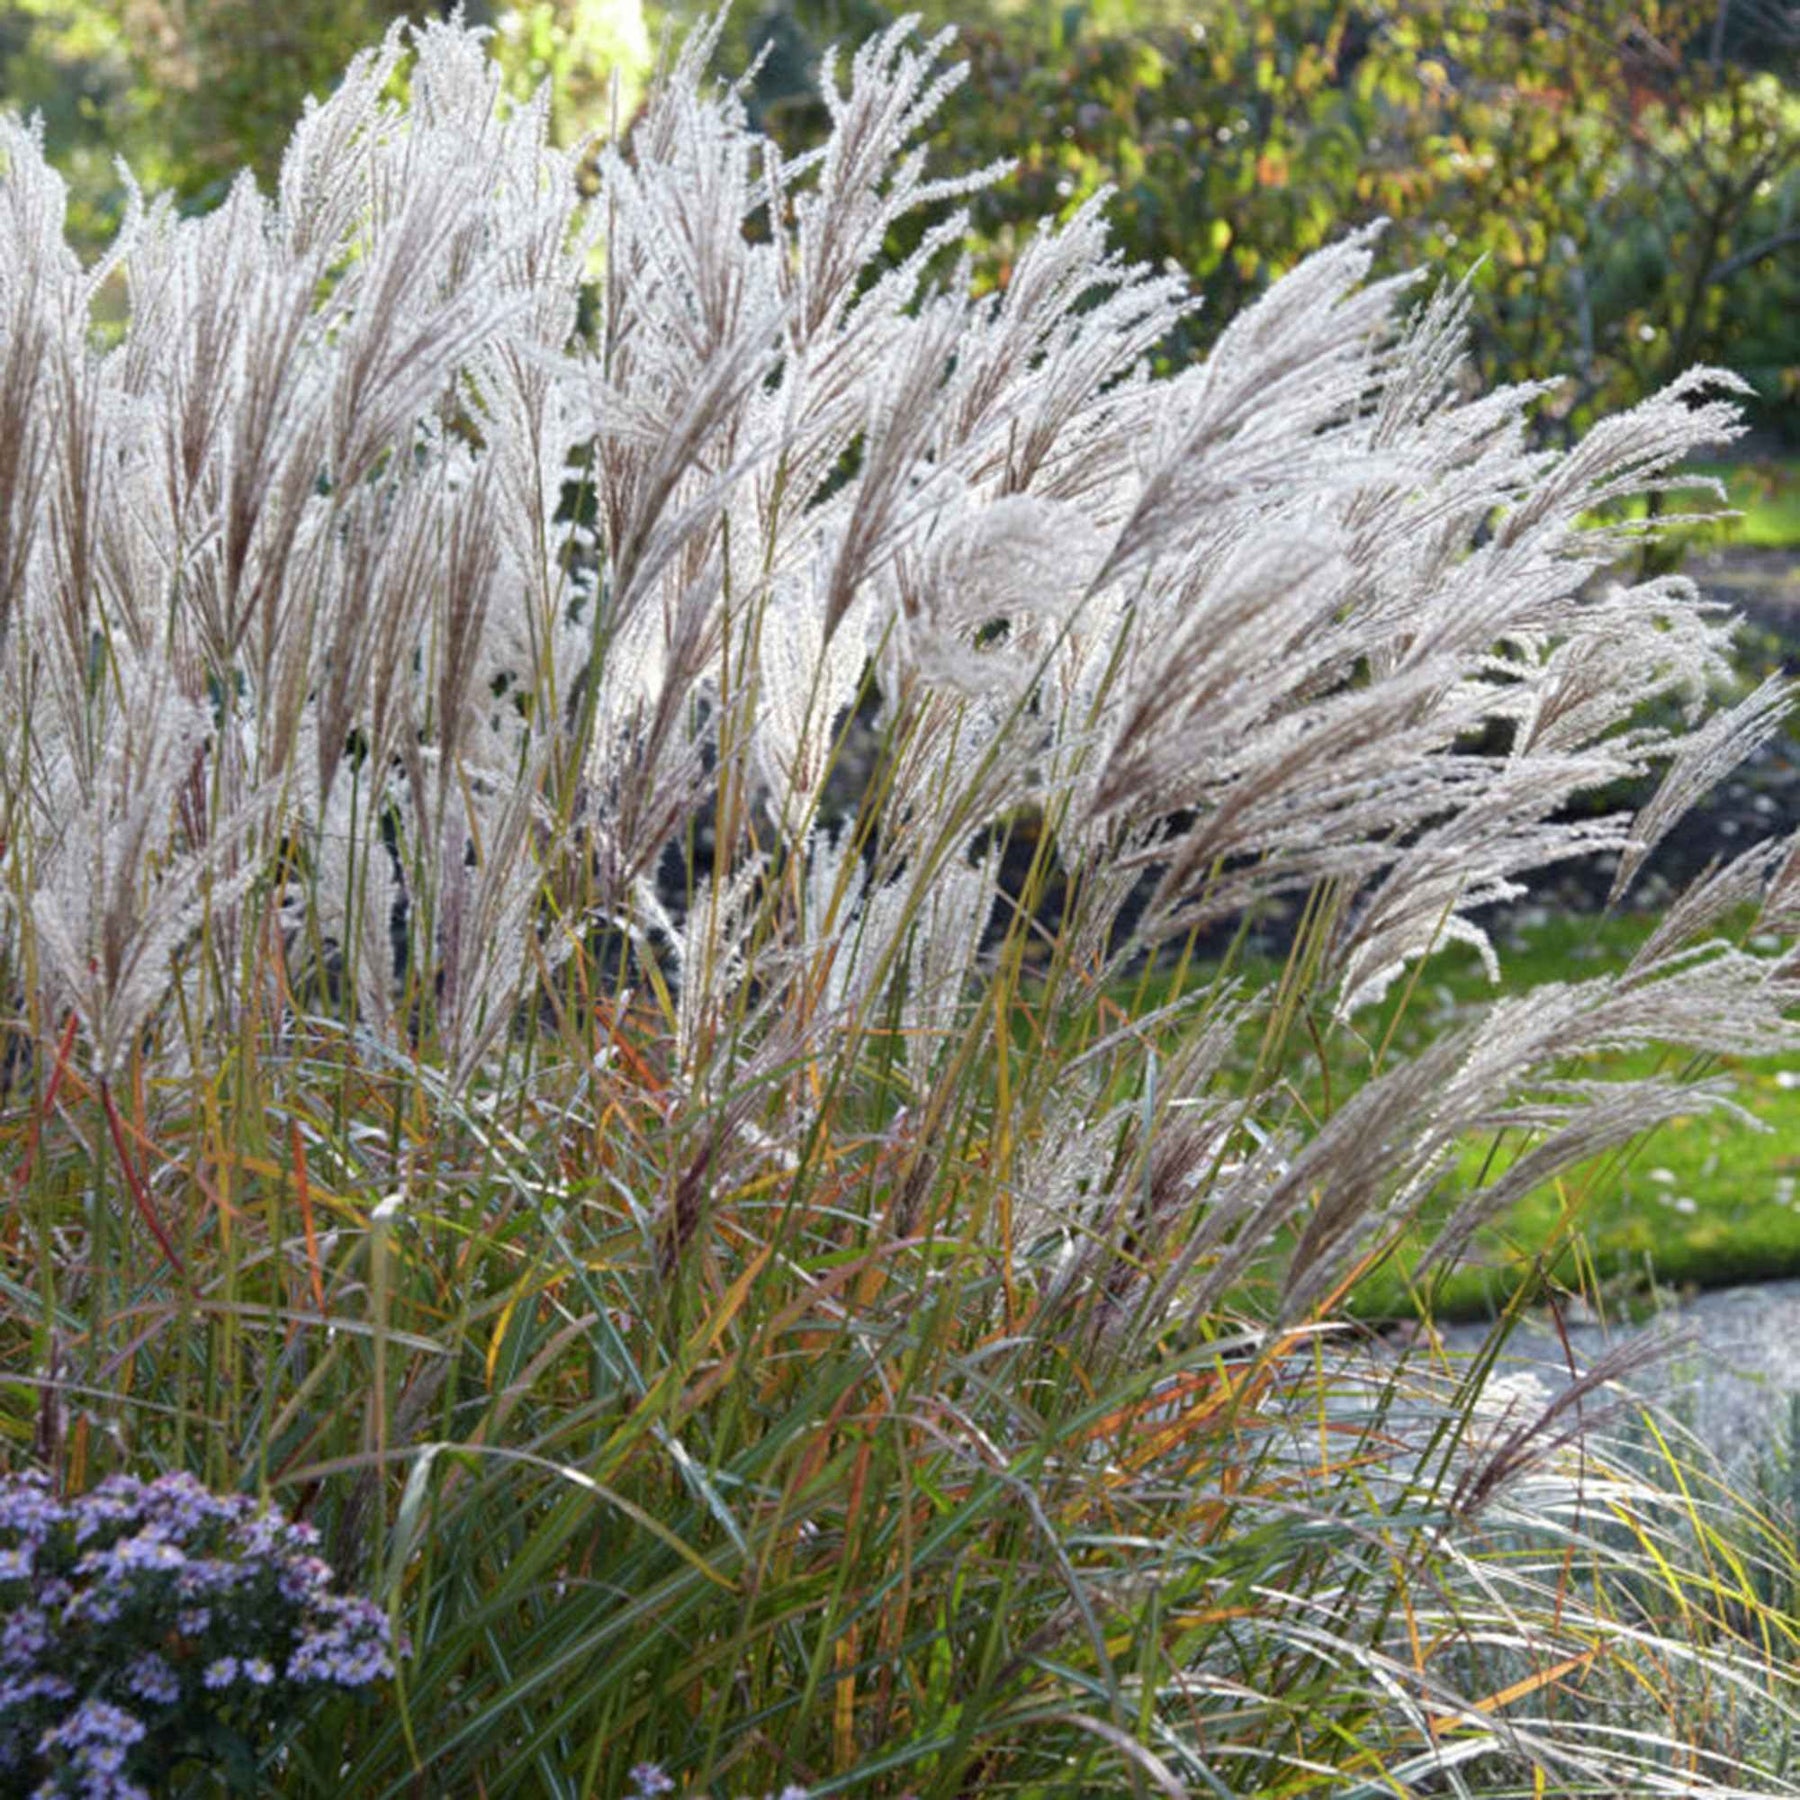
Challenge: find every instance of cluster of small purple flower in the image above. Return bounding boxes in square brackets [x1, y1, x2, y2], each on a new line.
[0, 1469, 395, 1798]
[625, 1767, 815, 1800]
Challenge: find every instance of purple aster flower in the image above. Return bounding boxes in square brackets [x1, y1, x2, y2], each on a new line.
[0, 1473, 66, 1547]
[138, 1474, 249, 1543]
[61, 1587, 122, 1629]
[239, 1511, 319, 1561]
[2, 1609, 50, 1667]
[94, 1533, 186, 1577]
[123, 1655, 180, 1708]
[174, 1557, 239, 1600]
[0, 1467, 392, 1793]
[285, 1590, 394, 1686]
[287, 1628, 392, 1686]
[273, 1552, 334, 1604]
[0, 1673, 75, 1715]
[70, 1478, 147, 1545]
[36, 1698, 149, 1795]
[628, 1766, 677, 1799]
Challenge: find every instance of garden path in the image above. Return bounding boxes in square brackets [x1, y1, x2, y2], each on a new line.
[1429, 1279, 1800, 1486]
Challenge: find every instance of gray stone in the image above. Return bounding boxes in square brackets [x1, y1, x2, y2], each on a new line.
[1429, 1279, 1800, 1487]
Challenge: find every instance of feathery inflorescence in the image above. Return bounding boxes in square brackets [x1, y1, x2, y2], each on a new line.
[4, 17, 1799, 1796]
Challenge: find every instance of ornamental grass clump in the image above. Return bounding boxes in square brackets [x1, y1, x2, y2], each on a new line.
[4, 12, 1800, 1797]
[0, 1471, 392, 1796]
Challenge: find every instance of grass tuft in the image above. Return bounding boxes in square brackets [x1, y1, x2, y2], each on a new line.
[1, 17, 1799, 1797]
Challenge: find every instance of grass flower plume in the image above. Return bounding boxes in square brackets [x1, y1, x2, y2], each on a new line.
[2, 14, 1799, 1797]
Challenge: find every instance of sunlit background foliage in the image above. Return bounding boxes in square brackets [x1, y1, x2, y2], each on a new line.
[5, 0, 1796, 439]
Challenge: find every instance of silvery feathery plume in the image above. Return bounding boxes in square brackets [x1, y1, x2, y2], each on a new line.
[1416, 1076, 1747, 1287]
[1097, 227, 1415, 587]
[1502, 578, 1736, 761]
[303, 473, 441, 821]
[444, 50, 598, 731]
[580, 21, 787, 635]
[662, 855, 768, 1075]
[1610, 671, 1796, 904]
[793, 824, 882, 1024]
[113, 179, 291, 673]
[1270, 948, 1800, 1320]
[3, 6, 1796, 1130]
[858, 679, 1033, 897]
[818, 295, 971, 640]
[294, 751, 406, 1036]
[1628, 835, 1792, 973]
[583, 561, 722, 904]
[1049, 256, 1749, 966]
[889, 841, 1001, 1081]
[936, 191, 1193, 509]
[788, 816, 998, 1093]
[750, 569, 870, 839]
[1330, 747, 1642, 1017]
[322, 99, 543, 499]
[274, 25, 410, 264]
[433, 760, 560, 1091]
[1756, 829, 1800, 941]
[807, 832, 1002, 1091]
[787, 21, 1003, 352]
[0, 115, 100, 661]
[1032, 992, 1252, 1325]
[881, 488, 1108, 701]
[1101, 895, 1800, 1330]
[27, 660, 266, 1077]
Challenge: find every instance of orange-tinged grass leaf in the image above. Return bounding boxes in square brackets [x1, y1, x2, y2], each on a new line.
[1086, 1367, 1223, 1442]
[1400, 1575, 1430, 1734]
[1427, 1647, 1600, 1730]
[14, 1010, 81, 1201]
[834, 1627, 857, 1770]
[484, 1287, 526, 1388]
[690, 1242, 772, 1360]
[1085, 1328, 1310, 1474]
[754, 1240, 910, 1372]
[1169, 1605, 1261, 1628]
[665, 1242, 778, 1420]
[225, 1154, 355, 1215]
[100, 1079, 184, 1277]
[587, 1243, 776, 1477]
[290, 1118, 327, 1316]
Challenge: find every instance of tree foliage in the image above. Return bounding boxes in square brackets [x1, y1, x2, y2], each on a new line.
[0, 0, 652, 238]
[721, 0, 1800, 435]
[7, 0, 1792, 434]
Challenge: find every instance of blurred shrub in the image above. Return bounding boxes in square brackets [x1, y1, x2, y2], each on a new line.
[0, 0, 653, 238]
[9, 0, 1790, 433]
[716, 0, 1800, 436]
